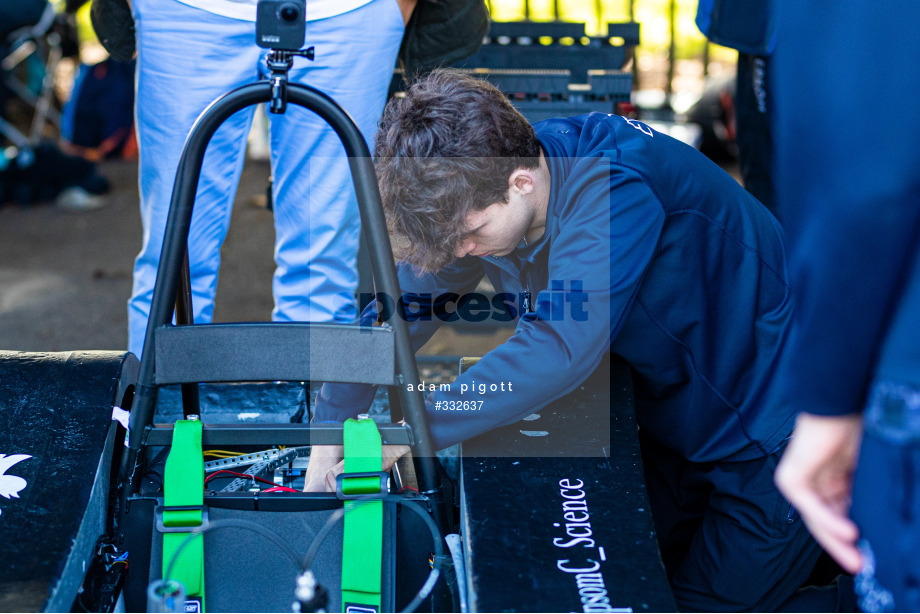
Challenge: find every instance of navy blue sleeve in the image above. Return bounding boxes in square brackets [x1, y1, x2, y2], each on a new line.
[695, 0, 774, 56]
[424, 160, 665, 449]
[312, 258, 485, 422]
[771, 0, 920, 416]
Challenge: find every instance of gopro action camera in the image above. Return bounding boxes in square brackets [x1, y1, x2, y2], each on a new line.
[256, 0, 306, 50]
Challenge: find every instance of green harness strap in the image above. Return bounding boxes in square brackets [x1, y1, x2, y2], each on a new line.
[341, 418, 384, 612]
[163, 418, 206, 611]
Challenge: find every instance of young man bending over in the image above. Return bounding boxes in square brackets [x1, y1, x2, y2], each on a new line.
[306, 70, 844, 611]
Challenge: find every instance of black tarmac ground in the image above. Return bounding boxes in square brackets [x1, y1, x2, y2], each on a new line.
[0, 158, 276, 352]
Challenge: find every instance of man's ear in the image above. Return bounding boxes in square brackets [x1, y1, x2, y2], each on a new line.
[509, 168, 535, 195]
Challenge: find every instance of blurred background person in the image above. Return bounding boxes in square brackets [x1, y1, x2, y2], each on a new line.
[771, 1, 920, 612]
[695, 0, 775, 212]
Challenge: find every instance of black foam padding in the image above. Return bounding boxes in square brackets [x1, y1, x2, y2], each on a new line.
[154, 322, 397, 386]
[0, 351, 138, 612]
[460, 356, 676, 612]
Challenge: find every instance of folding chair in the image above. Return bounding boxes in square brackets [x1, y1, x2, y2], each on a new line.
[0, 0, 63, 147]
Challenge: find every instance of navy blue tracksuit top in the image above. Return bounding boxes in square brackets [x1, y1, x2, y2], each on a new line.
[316, 113, 793, 463]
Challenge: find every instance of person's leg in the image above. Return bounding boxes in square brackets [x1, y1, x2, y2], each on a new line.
[639, 431, 708, 579]
[669, 449, 830, 612]
[776, 574, 856, 613]
[266, 0, 404, 324]
[128, 0, 258, 357]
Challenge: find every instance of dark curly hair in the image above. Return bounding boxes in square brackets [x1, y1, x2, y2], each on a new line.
[374, 69, 541, 273]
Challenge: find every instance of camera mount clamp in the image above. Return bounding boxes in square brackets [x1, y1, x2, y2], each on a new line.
[266, 47, 315, 114]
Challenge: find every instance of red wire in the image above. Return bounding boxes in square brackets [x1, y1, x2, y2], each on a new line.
[263, 486, 299, 493]
[204, 469, 280, 488]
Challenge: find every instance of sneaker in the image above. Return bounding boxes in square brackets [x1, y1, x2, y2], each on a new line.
[55, 186, 105, 211]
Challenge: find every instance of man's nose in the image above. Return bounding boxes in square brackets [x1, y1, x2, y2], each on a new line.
[455, 239, 475, 258]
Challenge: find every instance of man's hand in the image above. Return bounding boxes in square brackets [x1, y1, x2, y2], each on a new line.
[774, 412, 864, 573]
[303, 444, 344, 492]
[303, 444, 412, 493]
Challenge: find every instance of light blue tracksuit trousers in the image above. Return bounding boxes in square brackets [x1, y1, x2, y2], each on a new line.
[128, 0, 404, 357]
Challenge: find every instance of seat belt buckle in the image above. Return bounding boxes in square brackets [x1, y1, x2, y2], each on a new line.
[154, 505, 210, 533]
[335, 471, 389, 501]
